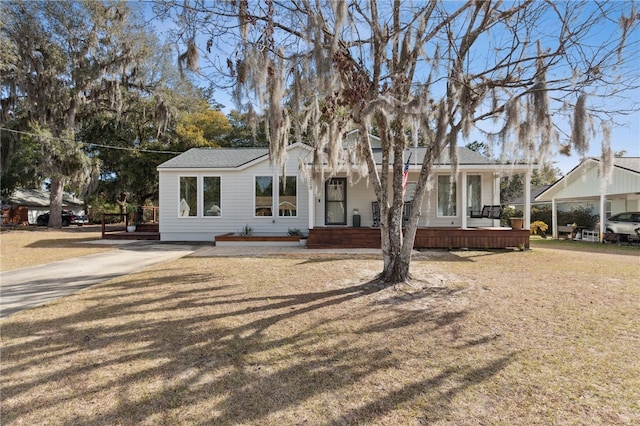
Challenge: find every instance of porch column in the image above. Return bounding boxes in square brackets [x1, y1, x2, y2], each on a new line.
[493, 173, 501, 226]
[552, 198, 558, 239]
[308, 183, 315, 230]
[599, 193, 606, 242]
[460, 171, 468, 229]
[524, 169, 532, 229]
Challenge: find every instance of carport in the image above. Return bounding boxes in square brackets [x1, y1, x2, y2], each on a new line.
[536, 157, 640, 240]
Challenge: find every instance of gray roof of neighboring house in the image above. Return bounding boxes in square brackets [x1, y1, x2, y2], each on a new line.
[157, 145, 499, 170]
[510, 185, 552, 206]
[6, 188, 84, 208]
[613, 157, 640, 173]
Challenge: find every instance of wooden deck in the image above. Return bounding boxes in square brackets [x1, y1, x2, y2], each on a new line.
[215, 233, 302, 246]
[102, 223, 160, 241]
[308, 227, 530, 250]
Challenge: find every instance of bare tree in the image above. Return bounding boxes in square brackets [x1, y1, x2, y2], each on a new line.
[163, 0, 639, 285]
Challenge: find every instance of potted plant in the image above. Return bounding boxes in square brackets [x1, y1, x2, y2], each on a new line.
[288, 228, 307, 245]
[508, 209, 524, 230]
[125, 212, 136, 232]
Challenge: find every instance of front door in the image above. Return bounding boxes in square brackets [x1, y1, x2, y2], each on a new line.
[325, 178, 347, 225]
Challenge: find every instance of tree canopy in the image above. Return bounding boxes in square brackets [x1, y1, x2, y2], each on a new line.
[1, 0, 237, 221]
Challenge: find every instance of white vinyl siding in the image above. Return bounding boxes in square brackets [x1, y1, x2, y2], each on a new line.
[159, 146, 310, 241]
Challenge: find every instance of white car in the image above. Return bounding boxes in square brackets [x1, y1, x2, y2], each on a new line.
[605, 212, 640, 240]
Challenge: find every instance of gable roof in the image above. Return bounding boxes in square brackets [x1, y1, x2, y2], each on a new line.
[401, 146, 497, 165]
[157, 147, 269, 169]
[6, 188, 84, 208]
[536, 157, 640, 201]
[157, 143, 525, 171]
[611, 157, 640, 173]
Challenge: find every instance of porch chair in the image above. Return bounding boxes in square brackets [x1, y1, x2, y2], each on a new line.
[371, 201, 411, 227]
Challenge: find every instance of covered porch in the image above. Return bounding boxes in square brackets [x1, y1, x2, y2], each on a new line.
[307, 227, 530, 250]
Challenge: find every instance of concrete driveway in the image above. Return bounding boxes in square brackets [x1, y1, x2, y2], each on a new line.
[0, 241, 201, 318]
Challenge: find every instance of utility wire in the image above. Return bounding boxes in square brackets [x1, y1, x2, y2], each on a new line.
[0, 127, 182, 155]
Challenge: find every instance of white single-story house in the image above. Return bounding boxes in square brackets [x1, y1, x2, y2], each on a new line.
[2, 188, 85, 225]
[535, 157, 640, 239]
[157, 136, 533, 248]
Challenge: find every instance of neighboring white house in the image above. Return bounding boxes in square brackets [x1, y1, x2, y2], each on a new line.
[2, 188, 85, 225]
[157, 137, 532, 242]
[535, 157, 640, 239]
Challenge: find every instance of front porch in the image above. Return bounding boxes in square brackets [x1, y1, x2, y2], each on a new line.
[307, 227, 530, 250]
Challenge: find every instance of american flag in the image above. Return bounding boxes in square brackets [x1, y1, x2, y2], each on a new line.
[402, 153, 411, 200]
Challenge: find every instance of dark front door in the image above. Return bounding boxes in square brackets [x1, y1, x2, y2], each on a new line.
[325, 178, 347, 225]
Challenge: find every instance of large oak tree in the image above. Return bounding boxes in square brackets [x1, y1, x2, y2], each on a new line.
[1, 0, 176, 227]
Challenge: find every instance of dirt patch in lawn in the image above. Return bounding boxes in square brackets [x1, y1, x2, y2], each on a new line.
[1, 246, 638, 425]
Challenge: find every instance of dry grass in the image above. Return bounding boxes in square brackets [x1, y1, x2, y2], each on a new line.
[1, 242, 639, 425]
[0, 226, 115, 271]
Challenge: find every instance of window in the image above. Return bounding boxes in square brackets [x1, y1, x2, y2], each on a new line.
[279, 176, 297, 216]
[204, 176, 221, 216]
[437, 175, 457, 216]
[255, 176, 273, 216]
[404, 182, 416, 202]
[325, 178, 347, 225]
[467, 175, 481, 216]
[179, 176, 197, 217]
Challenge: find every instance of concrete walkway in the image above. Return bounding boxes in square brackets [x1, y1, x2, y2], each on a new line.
[0, 241, 200, 318]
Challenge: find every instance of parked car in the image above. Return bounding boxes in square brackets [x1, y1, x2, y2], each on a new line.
[36, 210, 89, 227]
[605, 212, 640, 239]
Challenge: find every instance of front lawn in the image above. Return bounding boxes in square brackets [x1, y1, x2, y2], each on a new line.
[1, 247, 638, 425]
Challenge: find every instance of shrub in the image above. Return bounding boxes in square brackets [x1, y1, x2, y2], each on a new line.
[239, 224, 253, 236]
[558, 205, 598, 230]
[530, 220, 549, 236]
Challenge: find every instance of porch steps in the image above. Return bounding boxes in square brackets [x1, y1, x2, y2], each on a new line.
[102, 223, 160, 241]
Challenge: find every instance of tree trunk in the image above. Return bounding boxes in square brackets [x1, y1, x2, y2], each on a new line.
[378, 199, 413, 285]
[48, 177, 65, 228]
[379, 246, 412, 284]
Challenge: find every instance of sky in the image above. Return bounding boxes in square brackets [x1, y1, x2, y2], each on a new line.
[149, 1, 640, 177]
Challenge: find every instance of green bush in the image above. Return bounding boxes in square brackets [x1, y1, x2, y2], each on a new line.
[558, 205, 598, 230]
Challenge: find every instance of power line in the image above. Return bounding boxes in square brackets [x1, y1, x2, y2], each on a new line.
[0, 127, 182, 155]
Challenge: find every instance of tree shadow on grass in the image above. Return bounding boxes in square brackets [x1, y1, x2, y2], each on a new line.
[1, 258, 514, 424]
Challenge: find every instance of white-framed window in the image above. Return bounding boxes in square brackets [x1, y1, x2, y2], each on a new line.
[203, 176, 221, 216]
[437, 175, 457, 217]
[255, 176, 274, 216]
[278, 176, 297, 217]
[467, 175, 481, 216]
[404, 182, 416, 202]
[179, 176, 197, 217]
